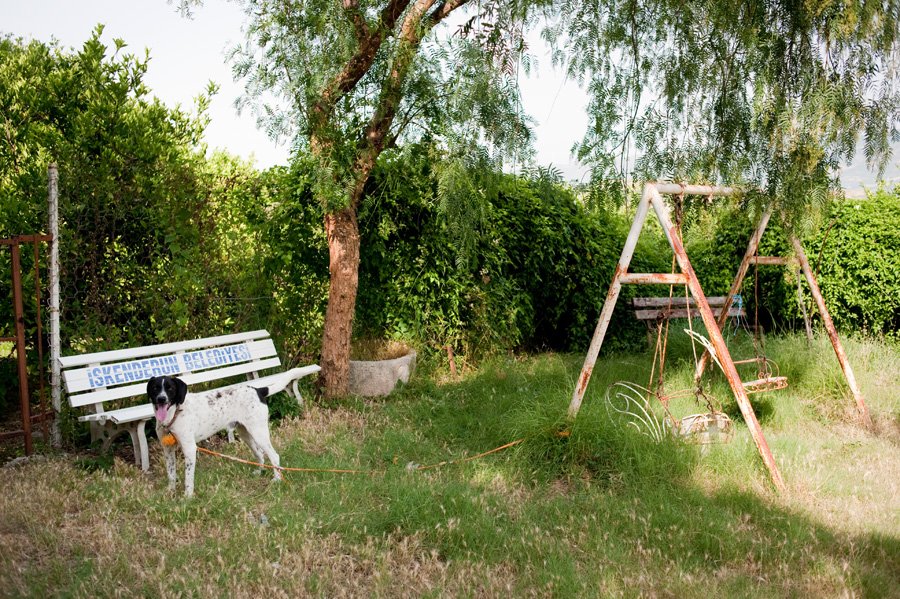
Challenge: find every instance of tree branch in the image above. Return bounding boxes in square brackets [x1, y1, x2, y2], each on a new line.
[399, 0, 438, 42]
[428, 0, 470, 27]
[346, 0, 472, 204]
[342, 0, 371, 42]
[313, 0, 413, 125]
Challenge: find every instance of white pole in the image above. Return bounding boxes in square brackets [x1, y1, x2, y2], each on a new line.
[48, 163, 61, 448]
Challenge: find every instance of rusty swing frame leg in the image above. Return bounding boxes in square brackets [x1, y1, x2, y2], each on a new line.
[690, 210, 873, 428]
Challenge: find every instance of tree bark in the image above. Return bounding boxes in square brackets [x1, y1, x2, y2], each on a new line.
[314, 0, 473, 396]
[320, 206, 361, 396]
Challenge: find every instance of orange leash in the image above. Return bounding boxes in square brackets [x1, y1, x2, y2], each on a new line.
[412, 438, 524, 471]
[196, 446, 381, 475]
[188, 437, 525, 476]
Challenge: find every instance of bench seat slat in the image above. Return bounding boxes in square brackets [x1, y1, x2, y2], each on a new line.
[634, 307, 744, 320]
[67, 357, 282, 408]
[76, 366, 323, 426]
[79, 403, 154, 425]
[59, 330, 271, 368]
[62, 339, 278, 393]
[225, 365, 322, 393]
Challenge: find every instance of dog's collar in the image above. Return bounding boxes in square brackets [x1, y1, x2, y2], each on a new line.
[159, 405, 183, 430]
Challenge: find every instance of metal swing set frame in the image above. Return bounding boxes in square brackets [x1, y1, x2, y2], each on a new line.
[567, 182, 873, 492]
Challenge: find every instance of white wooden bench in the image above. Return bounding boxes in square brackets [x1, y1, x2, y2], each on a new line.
[632, 295, 746, 321]
[59, 330, 320, 471]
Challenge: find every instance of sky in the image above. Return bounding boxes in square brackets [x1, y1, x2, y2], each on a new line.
[1, 0, 895, 192]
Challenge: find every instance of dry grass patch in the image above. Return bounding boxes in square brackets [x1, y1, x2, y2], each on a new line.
[276, 407, 372, 456]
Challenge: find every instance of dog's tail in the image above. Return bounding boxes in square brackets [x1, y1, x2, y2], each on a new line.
[249, 365, 322, 399]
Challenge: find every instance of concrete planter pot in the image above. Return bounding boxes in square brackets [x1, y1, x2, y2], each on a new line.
[348, 350, 417, 397]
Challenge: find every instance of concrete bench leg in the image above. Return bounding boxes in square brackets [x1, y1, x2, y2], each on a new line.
[98, 421, 119, 454]
[126, 420, 151, 472]
[291, 379, 304, 412]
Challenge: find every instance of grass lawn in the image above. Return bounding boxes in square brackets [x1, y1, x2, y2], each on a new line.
[1, 332, 898, 597]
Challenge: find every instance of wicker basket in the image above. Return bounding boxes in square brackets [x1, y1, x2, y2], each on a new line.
[674, 412, 734, 444]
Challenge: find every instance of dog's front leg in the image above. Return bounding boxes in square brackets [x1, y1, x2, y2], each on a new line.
[163, 442, 178, 492]
[157, 426, 178, 492]
[179, 438, 198, 498]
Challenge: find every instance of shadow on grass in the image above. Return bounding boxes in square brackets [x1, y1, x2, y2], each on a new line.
[302, 349, 899, 594]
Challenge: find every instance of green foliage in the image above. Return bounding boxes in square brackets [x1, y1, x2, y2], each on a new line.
[806, 189, 900, 336]
[549, 0, 900, 215]
[1, 29, 210, 346]
[686, 192, 900, 337]
[228, 0, 532, 212]
[686, 205, 794, 331]
[352, 144, 667, 356]
[255, 161, 330, 360]
[0, 31, 305, 416]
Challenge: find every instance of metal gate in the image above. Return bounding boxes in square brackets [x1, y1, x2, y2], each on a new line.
[1, 234, 52, 455]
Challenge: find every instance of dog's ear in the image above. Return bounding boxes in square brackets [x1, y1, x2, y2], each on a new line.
[172, 377, 189, 405]
[146, 376, 160, 400]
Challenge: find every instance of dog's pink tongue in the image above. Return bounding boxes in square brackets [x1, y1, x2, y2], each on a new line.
[155, 406, 168, 422]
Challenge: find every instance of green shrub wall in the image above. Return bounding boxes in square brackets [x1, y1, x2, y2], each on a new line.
[804, 190, 900, 336]
[353, 148, 668, 355]
[685, 190, 900, 337]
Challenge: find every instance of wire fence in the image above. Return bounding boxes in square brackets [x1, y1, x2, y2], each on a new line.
[0, 163, 328, 441]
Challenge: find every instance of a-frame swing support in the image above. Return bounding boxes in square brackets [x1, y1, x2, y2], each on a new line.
[568, 183, 782, 484]
[691, 207, 873, 428]
[568, 184, 785, 491]
[566, 183, 790, 492]
[567, 182, 870, 493]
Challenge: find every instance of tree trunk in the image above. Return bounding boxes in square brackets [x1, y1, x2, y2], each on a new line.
[319, 205, 361, 396]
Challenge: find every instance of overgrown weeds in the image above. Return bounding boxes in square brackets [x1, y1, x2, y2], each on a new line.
[1, 332, 898, 596]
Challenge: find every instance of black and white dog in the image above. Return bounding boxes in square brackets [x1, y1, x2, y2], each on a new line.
[147, 376, 282, 497]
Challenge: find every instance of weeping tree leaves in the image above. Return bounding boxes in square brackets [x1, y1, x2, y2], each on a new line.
[547, 0, 900, 215]
[226, 1, 533, 207]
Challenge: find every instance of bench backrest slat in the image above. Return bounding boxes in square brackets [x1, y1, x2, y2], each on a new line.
[632, 296, 735, 309]
[58, 330, 271, 369]
[67, 356, 282, 408]
[61, 330, 281, 410]
[634, 307, 744, 320]
[62, 339, 277, 393]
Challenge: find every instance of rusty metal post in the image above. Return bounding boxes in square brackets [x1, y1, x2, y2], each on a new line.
[567, 184, 654, 419]
[446, 345, 458, 378]
[649, 189, 785, 492]
[796, 267, 814, 344]
[694, 208, 773, 386]
[10, 244, 33, 455]
[790, 235, 873, 428]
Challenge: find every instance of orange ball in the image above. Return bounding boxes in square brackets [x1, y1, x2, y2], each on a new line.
[161, 433, 177, 447]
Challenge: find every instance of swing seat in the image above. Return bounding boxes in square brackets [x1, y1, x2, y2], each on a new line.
[672, 412, 734, 444]
[742, 376, 788, 394]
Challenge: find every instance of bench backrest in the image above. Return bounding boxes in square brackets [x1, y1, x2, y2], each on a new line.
[632, 295, 746, 321]
[60, 330, 281, 411]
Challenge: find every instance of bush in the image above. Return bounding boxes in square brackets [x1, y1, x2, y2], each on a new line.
[353, 146, 668, 356]
[686, 208, 794, 332]
[805, 189, 900, 336]
[686, 192, 900, 337]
